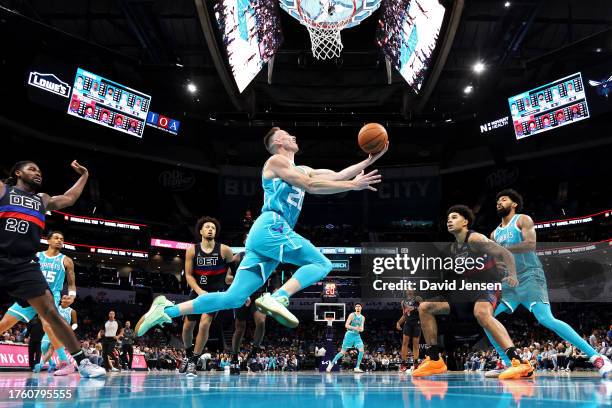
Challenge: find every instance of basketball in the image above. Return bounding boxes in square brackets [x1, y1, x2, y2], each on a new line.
[358, 123, 388, 154]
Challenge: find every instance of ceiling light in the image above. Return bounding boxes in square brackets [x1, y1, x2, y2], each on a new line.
[187, 83, 197, 93]
[464, 85, 474, 94]
[473, 62, 485, 73]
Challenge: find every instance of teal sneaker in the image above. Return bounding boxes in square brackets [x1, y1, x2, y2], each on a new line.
[255, 293, 298, 328]
[135, 296, 174, 337]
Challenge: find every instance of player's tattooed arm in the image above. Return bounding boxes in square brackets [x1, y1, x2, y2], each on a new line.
[468, 232, 518, 287]
[41, 161, 89, 210]
[266, 155, 381, 194]
[506, 215, 538, 253]
[62, 256, 76, 306]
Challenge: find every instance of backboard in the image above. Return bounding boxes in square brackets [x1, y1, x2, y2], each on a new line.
[314, 302, 346, 322]
[280, 0, 381, 59]
[280, 0, 381, 29]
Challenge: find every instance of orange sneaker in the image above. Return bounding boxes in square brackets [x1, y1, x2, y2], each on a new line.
[498, 359, 535, 380]
[412, 356, 447, 377]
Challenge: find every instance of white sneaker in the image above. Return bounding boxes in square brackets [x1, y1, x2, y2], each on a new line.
[255, 293, 298, 328]
[485, 368, 504, 378]
[354, 368, 364, 373]
[78, 359, 106, 378]
[590, 355, 612, 379]
[111, 368, 119, 372]
[326, 362, 334, 373]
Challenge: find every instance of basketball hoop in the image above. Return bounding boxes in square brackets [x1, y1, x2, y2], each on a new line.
[297, 0, 357, 60]
[324, 315, 335, 327]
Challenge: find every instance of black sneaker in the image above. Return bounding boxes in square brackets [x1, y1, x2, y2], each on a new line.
[230, 354, 240, 375]
[186, 361, 197, 377]
[178, 357, 189, 374]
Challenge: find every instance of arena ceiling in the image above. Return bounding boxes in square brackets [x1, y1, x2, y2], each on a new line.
[3, 0, 611, 121]
[1, 0, 611, 168]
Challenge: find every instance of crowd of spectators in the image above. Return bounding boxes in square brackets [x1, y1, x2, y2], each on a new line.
[1, 294, 610, 375]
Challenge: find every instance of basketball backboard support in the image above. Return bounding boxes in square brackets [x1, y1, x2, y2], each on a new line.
[280, 0, 381, 59]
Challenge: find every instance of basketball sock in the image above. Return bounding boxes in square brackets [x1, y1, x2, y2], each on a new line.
[165, 305, 181, 318]
[505, 347, 520, 362]
[56, 347, 69, 363]
[70, 350, 86, 365]
[426, 345, 441, 361]
[356, 352, 364, 369]
[186, 346, 194, 358]
[41, 341, 50, 356]
[332, 352, 343, 365]
[531, 302, 598, 358]
[271, 289, 290, 301]
[190, 353, 201, 363]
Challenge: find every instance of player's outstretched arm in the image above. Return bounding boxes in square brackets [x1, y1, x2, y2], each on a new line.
[308, 142, 389, 181]
[42, 160, 89, 210]
[266, 155, 382, 194]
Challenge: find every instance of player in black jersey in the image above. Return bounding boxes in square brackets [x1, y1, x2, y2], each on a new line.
[179, 216, 234, 377]
[229, 237, 268, 375]
[414, 205, 531, 379]
[0, 160, 104, 378]
[396, 289, 422, 372]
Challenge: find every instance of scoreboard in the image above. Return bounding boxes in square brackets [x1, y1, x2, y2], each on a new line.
[67, 68, 151, 138]
[508, 72, 589, 140]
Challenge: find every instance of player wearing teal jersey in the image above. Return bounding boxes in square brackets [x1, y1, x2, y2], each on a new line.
[136, 127, 387, 337]
[484, 189, 611, 379]
[1, 231, 75, 332]
[327, 303, 366, 373]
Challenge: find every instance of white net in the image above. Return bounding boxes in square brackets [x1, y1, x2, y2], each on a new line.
[305, 23, 345, 60]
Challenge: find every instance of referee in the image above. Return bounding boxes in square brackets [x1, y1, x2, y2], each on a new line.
[98, 311, 119, 372]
